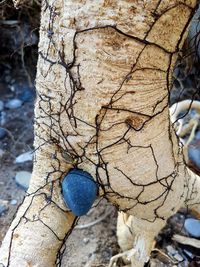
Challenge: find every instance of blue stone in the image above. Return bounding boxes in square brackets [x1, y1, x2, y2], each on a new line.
[5, 99, 22, 109]
[62, 169, 98, 216]
[184, 218, 200, 238]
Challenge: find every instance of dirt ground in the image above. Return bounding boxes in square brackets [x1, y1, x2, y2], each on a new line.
[0, 3, 200, 266]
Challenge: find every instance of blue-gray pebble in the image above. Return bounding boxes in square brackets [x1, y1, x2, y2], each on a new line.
[62, 169, 98, 216]
[184, 218, 200, 238]
[6, 99, 22, 109]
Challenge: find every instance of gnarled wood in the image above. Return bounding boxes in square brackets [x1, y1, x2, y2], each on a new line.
[0, 1, 199, 266]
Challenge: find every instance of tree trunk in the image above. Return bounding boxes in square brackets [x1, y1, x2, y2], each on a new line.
[0, 0, 198, 266]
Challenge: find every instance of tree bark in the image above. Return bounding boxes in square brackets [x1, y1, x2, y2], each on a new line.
[0, 0, 199, 266]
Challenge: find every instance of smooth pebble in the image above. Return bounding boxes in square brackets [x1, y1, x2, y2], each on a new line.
[15, 171, 31, 190]
[166, 245, 177, 256]
[10, 199, 18, 205]
[62, 169, 98, 216]
[173, 253, 183, 262]
[83, 238, 89, 244]
[6, 99, 22, 109]
[15, 151, 33, 163]
[184, 218, 200, 238]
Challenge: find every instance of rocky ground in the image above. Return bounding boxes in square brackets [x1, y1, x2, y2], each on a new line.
[0, 2, 200, 267]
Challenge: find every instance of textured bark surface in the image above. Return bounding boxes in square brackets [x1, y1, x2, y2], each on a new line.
[0, 0, 199, 266]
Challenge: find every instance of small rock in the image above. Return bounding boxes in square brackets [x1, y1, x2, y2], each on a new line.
[0, 127, 7, 139]
[10, 85, 15, 92]
[10, 199, 17, 205]
[5, 99, 22, 109]
[166, 245, 177, 256]
[83, 238, 89, 244]
[174, 253, 183, 262]
[15, 151, 33, 163]
[184, 218, 200, 238]
[15, 171, 31, 190]
[0, 200, 8, 216]
[0, 100, 4, 111]
[62, 169, 98, 216]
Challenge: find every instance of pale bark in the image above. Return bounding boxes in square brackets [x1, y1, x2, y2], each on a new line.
[114, 101, 200, 267]
[115, 167, 200, 267]
[0, 0, 199, 266]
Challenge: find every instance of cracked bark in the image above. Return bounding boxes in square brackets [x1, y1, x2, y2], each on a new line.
[0, 0, 199, 266]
